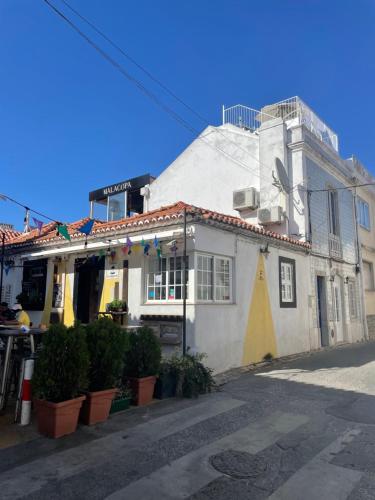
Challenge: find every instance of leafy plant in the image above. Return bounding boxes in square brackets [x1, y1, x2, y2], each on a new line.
[170, 353, 215, 398]
[114, 381, 132, 400]
[85, 317, 129, 392]
[263, 352, 273, 362]
[123, 327, 161, 379]
[32, 323, 89, 403]
[108, 299, 126, 311]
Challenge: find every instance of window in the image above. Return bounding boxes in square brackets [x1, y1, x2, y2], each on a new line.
[348, 281, 358, 319]
[357, 198, 370, 230]
[197, 254, 232, 302]
[279, 257, 296, 308]
[215, 258, 231, 301]
[146, 256, 188, 301]
[197, 255, 213, 300]
[328, 189, 340, 236]
[0, 284, 12, 305]
[363, 261, 374, 291]
[21, 259, 47, 310]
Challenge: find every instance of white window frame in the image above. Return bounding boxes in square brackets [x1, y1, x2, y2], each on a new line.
[357, 197, 371, 231]
[145, 255, 190, 303]
[279, 257, 297, 308]
[363, 260, 374, 291]
[196, 253, 233, 303]
[328, 188, 340, 237]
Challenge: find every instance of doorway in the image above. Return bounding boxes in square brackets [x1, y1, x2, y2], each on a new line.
[317, 276, 329, 347]
[74, 256, 104, 324]
[332, 277, 345, 342]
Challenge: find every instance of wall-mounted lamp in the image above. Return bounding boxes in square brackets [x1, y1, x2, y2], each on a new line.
[344, 276, 349, 284]
[329, 274, 335, 282]
[260, 243, 270, 255]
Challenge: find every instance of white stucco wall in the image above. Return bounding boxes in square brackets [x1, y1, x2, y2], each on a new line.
[191, 225, 311, 373]
[146, 124, 260, 216]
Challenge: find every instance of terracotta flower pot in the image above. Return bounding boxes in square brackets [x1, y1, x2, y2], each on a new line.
[80, 388, 117, 425]
[128, 376, 156, 406]
[34, 395, 86, 439]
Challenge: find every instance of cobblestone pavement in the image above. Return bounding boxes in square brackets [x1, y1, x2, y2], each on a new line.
[2, 341, 375, 499]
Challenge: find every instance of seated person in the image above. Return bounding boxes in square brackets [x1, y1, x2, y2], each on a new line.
[0, 301, 15, 323]
[3, 303, 31, 328]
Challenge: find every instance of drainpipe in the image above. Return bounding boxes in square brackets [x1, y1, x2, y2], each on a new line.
[353, 188, 368, 340]
[0, 232, 5, 303]
[307, 190, 312, 244]
[182, 208, 187, 355]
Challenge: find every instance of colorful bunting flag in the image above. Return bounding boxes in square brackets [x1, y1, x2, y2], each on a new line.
[157, 248, 162, 258]
[32, 217, 43, 235]
[126, 236, 133, 255]
[99, 249, 105, 257]
[78, 219, 94, 236]
[171, 242, 178, 255]
[133, 244, 140, 253]
[143, 243, 150, 255]
[57, 224, 71, 241]
[153, 235, 159, 249]
[141, 237, 145, 247]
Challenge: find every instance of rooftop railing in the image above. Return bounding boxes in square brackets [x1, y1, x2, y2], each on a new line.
[223, 97, 339, 152]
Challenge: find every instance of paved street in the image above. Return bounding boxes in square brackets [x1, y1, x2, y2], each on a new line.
[2, 341, 375, 499]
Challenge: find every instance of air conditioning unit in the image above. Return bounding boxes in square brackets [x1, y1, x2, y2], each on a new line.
[233, 187, 259, 211]
[257, 206, 284, 225]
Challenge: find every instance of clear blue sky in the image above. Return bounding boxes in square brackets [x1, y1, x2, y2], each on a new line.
[1, 0, 374, 229]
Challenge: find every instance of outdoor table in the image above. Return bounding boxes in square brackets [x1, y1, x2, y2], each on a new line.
[0, 328, 43, 412]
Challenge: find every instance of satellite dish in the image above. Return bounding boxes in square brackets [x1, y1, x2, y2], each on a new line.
[275, 158, 290, 194]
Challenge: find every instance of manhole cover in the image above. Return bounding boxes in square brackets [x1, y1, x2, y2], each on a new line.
[209, 450, 267, 479]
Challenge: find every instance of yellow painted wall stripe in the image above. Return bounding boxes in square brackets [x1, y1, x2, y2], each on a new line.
[242, 254, 277, 365]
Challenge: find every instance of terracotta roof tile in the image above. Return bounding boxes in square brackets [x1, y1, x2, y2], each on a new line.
[5, 201, 310, 250]
[0, 228, 22, 242]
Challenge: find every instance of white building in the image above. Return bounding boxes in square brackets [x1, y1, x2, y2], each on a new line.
[144, 96, 367, 350]
[3, 97, 369, 373]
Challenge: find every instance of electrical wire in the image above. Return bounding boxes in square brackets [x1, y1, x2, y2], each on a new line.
[43, 0, 287, 187]
[0, 193, 59, 224]
[59, 0, 277, 178]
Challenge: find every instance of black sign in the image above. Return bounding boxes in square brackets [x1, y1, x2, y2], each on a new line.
[89, 174, 154, 202]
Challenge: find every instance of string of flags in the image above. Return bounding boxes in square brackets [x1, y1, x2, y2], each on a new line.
[31, 214, 178, 259]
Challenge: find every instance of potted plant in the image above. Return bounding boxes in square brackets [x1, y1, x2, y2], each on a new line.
[110, 382, 132, 414]
[108, 299, 125, 312]
[80, 318, 129, 425]
[123, 327, 161, 406]
[154, 358, 178, 399]
[32, 323, 89, 438]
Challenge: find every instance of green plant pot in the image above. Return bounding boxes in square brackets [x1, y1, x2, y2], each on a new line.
[110, 397, 131, 414]
[154, 372, 177, 399]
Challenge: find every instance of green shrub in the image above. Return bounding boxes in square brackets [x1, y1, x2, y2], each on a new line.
[171, 353, 215, 398]
[123, 327, 161, 379]
[85, 317, 129, 392]
[32, 323, 89, 403]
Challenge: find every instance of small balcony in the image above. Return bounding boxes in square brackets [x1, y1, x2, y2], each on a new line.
[328, 233, 342, 259]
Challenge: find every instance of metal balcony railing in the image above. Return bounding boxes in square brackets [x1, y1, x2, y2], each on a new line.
[223, 97, 339, 152]
[328, 233, 342, 259]
[222, 104, 275, 133]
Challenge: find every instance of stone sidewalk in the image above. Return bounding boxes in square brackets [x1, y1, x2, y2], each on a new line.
[2, 341, 375, 499]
